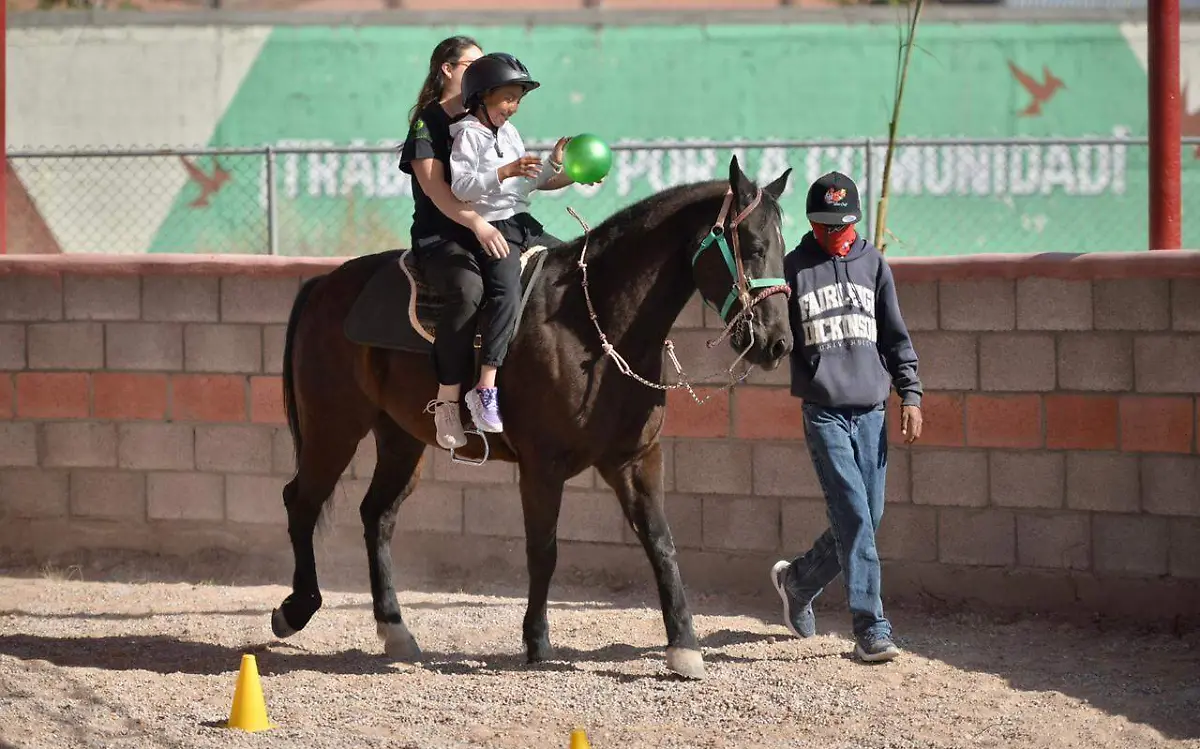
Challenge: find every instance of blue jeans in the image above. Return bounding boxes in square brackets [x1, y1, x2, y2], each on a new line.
[785, 401, 890, 640]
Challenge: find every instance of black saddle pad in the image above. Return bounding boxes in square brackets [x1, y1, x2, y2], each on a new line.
[343, 246, 550, 355]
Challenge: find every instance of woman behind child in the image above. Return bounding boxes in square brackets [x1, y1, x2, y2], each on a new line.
[442, 52, 577, 439]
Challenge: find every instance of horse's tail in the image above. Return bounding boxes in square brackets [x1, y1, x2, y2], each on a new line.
[282, 275, 323, 471]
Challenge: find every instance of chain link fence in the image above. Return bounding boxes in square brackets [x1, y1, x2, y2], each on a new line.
[7, 137, 1200, 257]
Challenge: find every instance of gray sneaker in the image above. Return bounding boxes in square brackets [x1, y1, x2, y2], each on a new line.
[424, 399, 467, 450]
[854, 632, 901, 663]
[770, 560, 816, 638]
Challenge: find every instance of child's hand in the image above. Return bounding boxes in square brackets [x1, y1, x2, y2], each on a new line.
[499, 155, 542, 181]
[550, 136, 571, 167]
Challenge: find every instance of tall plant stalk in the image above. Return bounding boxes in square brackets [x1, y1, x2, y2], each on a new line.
[874, 0, 925, 252]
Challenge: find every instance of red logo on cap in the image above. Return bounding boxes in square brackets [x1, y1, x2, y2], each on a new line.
[825, 187, 847, 205]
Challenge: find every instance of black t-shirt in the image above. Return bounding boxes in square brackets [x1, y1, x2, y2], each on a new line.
[398, 101, 462, 241]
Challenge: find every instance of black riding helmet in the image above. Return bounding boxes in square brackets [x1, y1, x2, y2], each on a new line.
[461, 52, 541, 113]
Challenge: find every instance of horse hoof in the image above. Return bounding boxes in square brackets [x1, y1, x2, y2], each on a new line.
[377, 622, 422, 662]
[271, 608, 297, 638]
[666, 647, 705, 680]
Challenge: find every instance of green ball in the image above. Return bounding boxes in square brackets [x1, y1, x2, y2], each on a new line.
[562, 133, 612, 184]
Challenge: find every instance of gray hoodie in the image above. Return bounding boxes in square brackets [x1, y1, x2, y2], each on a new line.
[784, 232, 922, 409]
[448, 114, 558, 222]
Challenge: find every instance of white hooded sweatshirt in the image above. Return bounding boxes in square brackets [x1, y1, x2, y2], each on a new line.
[448, 114, 559, 222]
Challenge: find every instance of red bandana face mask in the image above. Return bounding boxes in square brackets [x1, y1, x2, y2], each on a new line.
[811, 222, 858, 257]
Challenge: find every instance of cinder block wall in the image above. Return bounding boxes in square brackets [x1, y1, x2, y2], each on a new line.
[1, 254, 1198, 620]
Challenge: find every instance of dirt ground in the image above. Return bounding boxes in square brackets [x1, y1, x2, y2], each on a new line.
[1, 555, 1199, 749]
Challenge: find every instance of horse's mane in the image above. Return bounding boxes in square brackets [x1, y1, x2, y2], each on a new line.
[546, 177, 784, 260]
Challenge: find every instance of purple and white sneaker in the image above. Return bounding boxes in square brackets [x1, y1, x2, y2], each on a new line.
[465, 386, 504, 433]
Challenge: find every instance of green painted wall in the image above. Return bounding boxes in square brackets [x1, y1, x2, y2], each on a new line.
[137, 22, 1198, 255]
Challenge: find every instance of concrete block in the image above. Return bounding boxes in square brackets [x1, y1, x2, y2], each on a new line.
[966, 395, 1043, 449]
[1093, 515, 1169, 576]
[663, 387, 729, 438]
[0, 422, 38, 467]
[0, 324, 28, 370]
[908, 332, 977, 390]
[940, 280, 1015, 331]
[463, 486, 525, 538]
[979, 334, 1056, 391]
[637, 493, 702, 549]
[938, 508, 1015, 567]
[64, 276, 140, 320]
[990, 451, 1064, 509]
[1169, 519, 1200, 578]
[195, 425, 273, 473]
[1141, 456, 1200, 517]
[221, 277, 300, 323]
[225, 474, 288, 524]
[702, 495, 780, 551]
[912, 450, 988, 507]
[886, 448, 911, 504]
[27, 323, 104, 370]
[876, 504, 938, 562]
[733, 387, 803, 440]
[397, 484, 464, 535]
[117, 423, 194, 471]
[147, 472, 224, 521]
[184, 324, 262, 373]
[1065, 452, 1140, 513]
[1016, 278, 1093, 330]
[69, 470, 146, 520]
[262, 325, 286, 374]
[1134, 335, 1200, 393]
[675, 440, 752, 495]
[0, 276, 62, 321]
[1044, 395, 1118, 450]
[1171, 279, 1200, 331]
[1119, 395, 1195, 453]
[93, 373, 168, 421]
[41, 422, 117, 468]
[895, 281, 938, 331]
[1095, 279, 1170, 331]
[0, 468, 69, 518]
[171, 374, 247, 422]
[434, 448, 515, 484]
[752, 442, 821, 498]
[1016, 512, 1090, 570]
[1057, 333, 1133, 391]
[142, 276, 219, 322]
[559, 490, 626, 544]
[105, 323, 183, 371]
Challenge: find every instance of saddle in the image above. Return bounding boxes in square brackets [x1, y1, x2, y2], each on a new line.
[343, 246, 551, 355]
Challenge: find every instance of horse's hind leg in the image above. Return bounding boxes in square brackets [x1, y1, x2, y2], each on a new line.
[359, 415, 427, 661]
[271, 423, 365, 639]
[597, 442, 704, 679]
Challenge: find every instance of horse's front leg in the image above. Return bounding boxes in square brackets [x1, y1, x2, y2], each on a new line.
[597, 441, 703, 679]
[517, 461, 566, 664]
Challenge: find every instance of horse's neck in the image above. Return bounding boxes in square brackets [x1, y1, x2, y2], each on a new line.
[586, 192, 719, 353]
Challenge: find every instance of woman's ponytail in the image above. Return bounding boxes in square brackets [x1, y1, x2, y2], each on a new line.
[407, 35, 481, 130]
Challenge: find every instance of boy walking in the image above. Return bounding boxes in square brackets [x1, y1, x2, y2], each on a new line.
[770, 171, 923, 663]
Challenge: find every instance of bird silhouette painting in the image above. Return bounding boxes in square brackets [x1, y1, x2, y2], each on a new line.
[1008, 61, 1066, 117]
[178, 156, 231, 208]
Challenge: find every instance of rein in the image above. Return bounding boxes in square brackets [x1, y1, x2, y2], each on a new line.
[566, 186, 791, 406]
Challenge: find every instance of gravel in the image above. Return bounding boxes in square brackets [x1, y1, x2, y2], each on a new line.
[1, 561, 1198, 749]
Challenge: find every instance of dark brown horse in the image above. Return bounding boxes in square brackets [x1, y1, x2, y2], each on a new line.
[270, 156, 794, 679]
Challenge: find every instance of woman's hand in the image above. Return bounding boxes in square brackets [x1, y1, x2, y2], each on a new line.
[473, 219, 510, 259]
[498, 155, 542, 181]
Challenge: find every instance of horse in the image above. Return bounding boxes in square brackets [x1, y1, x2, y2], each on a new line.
[269, 155, 795, 680]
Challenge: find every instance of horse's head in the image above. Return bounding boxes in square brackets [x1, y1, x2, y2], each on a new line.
[691, 155, 794, 371]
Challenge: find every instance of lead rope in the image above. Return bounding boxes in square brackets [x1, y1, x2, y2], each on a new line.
[567, 206, 759, 406]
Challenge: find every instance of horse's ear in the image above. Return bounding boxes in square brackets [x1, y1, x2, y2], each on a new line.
[728, 154, 748, 192]
[764, 168, 792, 201]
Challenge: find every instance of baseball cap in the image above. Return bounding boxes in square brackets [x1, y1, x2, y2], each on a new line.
[806, 171, 861, 225]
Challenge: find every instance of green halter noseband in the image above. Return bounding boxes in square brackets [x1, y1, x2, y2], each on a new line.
[691, 186, 789, 322]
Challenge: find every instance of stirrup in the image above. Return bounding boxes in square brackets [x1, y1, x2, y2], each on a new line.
[450, 429, 490, 466]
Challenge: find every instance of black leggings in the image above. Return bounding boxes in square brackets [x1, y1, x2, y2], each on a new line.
[413, 216, 559, 387]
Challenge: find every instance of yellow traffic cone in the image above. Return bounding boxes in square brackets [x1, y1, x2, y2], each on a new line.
[226, 653, 274, 732]
[569, 727, 591, 749]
